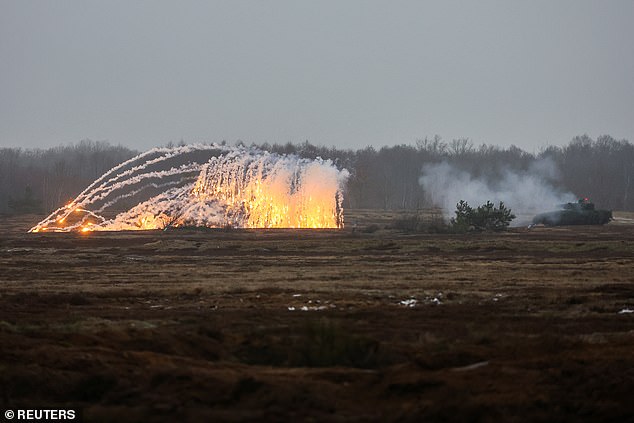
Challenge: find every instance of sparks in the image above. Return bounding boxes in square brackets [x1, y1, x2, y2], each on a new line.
[29, 145, 349, 233]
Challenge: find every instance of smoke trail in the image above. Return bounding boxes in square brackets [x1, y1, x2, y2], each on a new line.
[30, 145, 349, 232]
[192, 149, 347, 228]
[419, 158, 576, 225]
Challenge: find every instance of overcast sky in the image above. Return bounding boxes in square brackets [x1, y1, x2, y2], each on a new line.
[1, 0, 633, 152]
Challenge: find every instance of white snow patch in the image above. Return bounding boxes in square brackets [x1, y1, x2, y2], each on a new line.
[288, 302, 330, 311]
[399, 298, 418, 308]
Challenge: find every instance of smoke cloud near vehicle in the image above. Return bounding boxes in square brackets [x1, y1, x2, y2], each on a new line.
[419, 158, 577, 225]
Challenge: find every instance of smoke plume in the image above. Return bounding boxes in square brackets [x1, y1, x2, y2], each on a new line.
[419, 158, 576, 225]
[30, 145, 349, 232]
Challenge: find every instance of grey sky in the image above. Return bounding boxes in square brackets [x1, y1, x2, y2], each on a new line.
[1, 0, 633, 152]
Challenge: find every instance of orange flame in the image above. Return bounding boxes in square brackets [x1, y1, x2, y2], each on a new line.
[29, 147, 347, 232]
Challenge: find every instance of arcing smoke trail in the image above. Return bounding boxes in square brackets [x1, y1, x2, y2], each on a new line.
[419, 158, 576, 225]
[30, 145, 349, 232]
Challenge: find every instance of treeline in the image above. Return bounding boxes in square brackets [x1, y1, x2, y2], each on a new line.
[0, 140, 138, 214]
[1, 134, 633, 214]
[265, 134, 634, 212]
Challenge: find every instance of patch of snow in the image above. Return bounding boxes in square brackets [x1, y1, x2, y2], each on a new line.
[618, 308, 633, 314]
[399, 298, 418, 308]
[288, 304, 329, 311]
[300, 305, 327, 311]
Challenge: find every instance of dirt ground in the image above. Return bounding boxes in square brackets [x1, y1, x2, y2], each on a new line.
[1, 213, 633, 422]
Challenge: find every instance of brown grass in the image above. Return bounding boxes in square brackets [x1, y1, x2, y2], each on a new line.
[0, 212, 633, 421]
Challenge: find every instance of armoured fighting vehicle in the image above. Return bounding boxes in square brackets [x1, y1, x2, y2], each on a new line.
[531, 198, 612, 226]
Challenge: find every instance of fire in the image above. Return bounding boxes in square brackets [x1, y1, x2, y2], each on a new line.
[28, 145, 349, 233]
[136, 212, 171, 230]
[191, 150, 345, 229]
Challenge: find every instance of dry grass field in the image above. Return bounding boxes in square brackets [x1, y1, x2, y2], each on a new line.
[1, 212, 633, 422]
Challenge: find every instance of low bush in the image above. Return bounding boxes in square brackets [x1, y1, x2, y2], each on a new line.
[391, 212, 448, 233]
[450, 200, 515, 232]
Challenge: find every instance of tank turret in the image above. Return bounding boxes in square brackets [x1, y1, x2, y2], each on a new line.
[532, 198, 612, 226]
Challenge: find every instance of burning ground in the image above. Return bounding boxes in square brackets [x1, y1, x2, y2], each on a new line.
[30, 145, 348, 233]
[1, 214, 633, 421]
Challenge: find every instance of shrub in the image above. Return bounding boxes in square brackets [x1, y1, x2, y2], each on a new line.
[450, 200, 515, 232]
[391, 212, 448, 233]
[391, 214, 424, 232]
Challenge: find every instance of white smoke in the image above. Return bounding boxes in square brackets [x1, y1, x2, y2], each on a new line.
[29, 145, 349, 232]
[419, 158, 577, 225]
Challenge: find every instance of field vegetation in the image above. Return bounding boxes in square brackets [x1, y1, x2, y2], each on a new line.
[0, 212, 633, 421]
